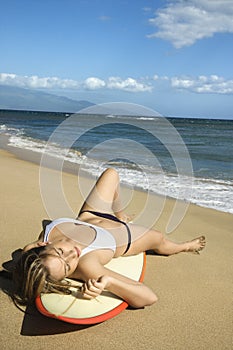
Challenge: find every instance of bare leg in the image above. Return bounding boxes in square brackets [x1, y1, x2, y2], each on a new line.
[78, 168, 128, 220]
[77, 168, 206, 255]
[154, 234, 206, 255]
[125, 225, 206, 256]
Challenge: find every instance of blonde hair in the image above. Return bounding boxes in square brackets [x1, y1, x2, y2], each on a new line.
[12, 246, 74, 307]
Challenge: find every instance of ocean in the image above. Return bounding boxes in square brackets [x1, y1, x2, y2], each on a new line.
[0, 107, 232, 214]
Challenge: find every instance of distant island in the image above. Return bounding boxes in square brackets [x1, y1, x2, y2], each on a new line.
[0, 85, 94, 113]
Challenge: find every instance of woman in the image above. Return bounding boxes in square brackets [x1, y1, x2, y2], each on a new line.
[12, 168, 206, 308]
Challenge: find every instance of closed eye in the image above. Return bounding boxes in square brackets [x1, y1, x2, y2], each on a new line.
[53, 247, 62, 257]
[58, 248, 63, 255]
[53, 247, 70, 277]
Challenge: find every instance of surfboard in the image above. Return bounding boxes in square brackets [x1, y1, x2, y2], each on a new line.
[35, 252, 146, 324]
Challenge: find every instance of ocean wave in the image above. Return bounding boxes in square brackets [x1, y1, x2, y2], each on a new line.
[135, 117, 158, 121]
[81, 162, 233, 214]
[105, 114, 159, 121]
[1, 130, 232, 214]
[8, 134, 83, 160]
[0, 124, 24, 136]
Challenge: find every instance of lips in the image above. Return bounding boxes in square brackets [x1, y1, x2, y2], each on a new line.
[74, 246, 81, 257]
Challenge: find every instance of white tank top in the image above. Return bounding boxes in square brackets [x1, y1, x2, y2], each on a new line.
[43, 217, 116, 257]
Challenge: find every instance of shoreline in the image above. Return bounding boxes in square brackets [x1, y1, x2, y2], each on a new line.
[0, 148, 232, 349]
[1, 140, 232, 216]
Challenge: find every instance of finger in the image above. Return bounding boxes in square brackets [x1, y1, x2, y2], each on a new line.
[89, 279, 105, 291]
[82, 282, 100, 297]
[93, 279, 104, 289]
[37, 241, 50, 247]
[82, 289, 99, 299]
[87, 279, 96, 288]
[86, 280, 100, 293]
[82, 292, 94, 300]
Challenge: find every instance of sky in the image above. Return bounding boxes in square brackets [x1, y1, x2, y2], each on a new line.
[1, 0, 233, 119]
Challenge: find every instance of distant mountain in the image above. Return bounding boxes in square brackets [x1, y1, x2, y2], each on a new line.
[0, 85, 94, 112]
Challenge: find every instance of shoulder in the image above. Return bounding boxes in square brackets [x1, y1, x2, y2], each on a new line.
[74, 251, 113, 280]
[82, 249, 114, 266]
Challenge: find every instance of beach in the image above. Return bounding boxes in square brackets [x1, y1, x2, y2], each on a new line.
[0, 148, 232, 350]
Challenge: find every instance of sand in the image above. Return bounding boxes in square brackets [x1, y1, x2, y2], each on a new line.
[0, 149, 232, 350]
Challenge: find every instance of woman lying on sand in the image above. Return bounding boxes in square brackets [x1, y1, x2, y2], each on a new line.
[12, 168, 206, 308]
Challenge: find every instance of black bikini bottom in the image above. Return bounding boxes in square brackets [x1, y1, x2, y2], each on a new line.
[79, 210, 132, 254]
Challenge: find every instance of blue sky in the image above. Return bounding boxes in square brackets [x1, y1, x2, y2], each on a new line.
[1, 0, 233, 119]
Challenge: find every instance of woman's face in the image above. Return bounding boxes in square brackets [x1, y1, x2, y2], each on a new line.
[43, 238, 81, 280]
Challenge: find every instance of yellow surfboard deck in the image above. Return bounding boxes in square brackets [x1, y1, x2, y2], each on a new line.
[36, 253, 146, 324]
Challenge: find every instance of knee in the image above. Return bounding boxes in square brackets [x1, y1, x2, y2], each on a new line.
[155, 230, 164, 244]
[153, 230, 166, 252]
[105, 167, 118, 175]
[104, 167, 119, 179]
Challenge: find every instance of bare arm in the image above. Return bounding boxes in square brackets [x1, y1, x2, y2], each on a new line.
[22, 231, 48, 252]
[79, 263, 157, 308]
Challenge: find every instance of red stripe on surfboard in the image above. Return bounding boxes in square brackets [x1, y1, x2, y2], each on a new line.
[35, 253, 146, 324]
[35, 295, 128, 324]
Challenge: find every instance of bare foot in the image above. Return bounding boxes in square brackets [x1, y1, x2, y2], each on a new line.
[185, 236, 206, 254]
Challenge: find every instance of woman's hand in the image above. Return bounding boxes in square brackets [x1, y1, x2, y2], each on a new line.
[81, 273, 157, 308]
[81, 276, 110, 300]
[23, 241, 50, 252]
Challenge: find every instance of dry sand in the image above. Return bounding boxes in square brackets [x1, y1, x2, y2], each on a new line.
[0, 149, 232, 350]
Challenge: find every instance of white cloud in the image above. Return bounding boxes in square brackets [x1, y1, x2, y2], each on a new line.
[0, 72, 80, 89]
[0, 73, 152, 93]
[151, 73, 233, 94]
[147, 0, 233, 48]
[107, 77, 152, 92]
[83, 77, 106, 89]
[171, 75, 233, 94]
[1, 72, 232, 95]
